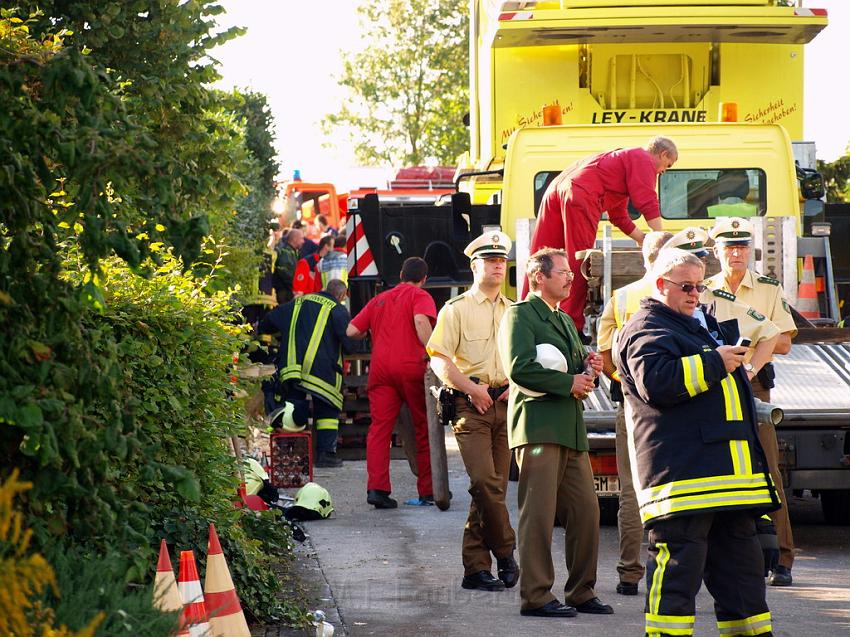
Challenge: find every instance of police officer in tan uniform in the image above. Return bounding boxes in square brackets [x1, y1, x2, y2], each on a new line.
[427, 231, 519, 592]
[706, 217, 797, 587]
[597, 230, 672, 597]
[661, 227, 782, 377]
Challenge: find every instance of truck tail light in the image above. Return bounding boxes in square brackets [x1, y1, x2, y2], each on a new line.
[589, 453, 618, 476]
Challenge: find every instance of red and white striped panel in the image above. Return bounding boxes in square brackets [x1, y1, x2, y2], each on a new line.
[499, 11, 533, 21]
[794, 8, 827, 17]
[346, 214, 378, 277]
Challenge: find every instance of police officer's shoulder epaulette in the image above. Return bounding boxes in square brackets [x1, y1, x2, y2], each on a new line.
[747, 308, 766, 321]
[757, 275, 780, 286]
[712, 289, 736, 302]
[445, 293, 465, 305]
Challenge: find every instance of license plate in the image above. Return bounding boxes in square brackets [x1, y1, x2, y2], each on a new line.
[594, 475, 620, 496]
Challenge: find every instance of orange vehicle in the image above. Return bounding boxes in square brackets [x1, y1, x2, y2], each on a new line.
[281, 181, 347, 231]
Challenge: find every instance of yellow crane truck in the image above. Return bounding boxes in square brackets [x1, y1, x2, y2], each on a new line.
[347, 1, 850, 522]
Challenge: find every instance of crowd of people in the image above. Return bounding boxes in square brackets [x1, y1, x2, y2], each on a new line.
[258, 137, 795, 636]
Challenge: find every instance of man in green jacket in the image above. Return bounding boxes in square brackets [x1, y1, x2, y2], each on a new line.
[499, 247, 612, 618]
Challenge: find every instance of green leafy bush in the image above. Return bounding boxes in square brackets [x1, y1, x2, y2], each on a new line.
[2, 3, 294, 627]
[45, 546, 178, 637]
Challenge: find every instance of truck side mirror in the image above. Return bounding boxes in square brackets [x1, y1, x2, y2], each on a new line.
[796, 165, 825, 200]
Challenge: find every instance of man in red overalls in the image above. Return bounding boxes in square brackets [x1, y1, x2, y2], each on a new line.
[523, 136, 677, 333]
[347, 257, 437, 508]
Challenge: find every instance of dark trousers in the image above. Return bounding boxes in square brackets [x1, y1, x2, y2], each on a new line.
[645, 511, 771, 636]
[287, 387, 339, 454]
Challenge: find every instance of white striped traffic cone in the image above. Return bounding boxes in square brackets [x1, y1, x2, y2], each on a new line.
[204, 524, 250, 637]
[153, 539, 183, 613]
[177, 550, 212, 637]
[797, 254, 820, 319]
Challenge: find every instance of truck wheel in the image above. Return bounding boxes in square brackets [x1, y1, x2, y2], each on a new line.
[820, 489, 850, 525]
[425, 369, 450, 510]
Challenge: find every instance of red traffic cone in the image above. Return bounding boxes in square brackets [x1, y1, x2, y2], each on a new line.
[797, 254, 820, 319]
[177, 550, 211, 637]
[204, 524, 251, 636]
[153, 539, 183, 613]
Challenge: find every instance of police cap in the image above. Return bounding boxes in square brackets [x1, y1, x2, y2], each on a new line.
[464, 231, 511, 261]
[662, 227, 709, 257]
[709, 217, 753, 246]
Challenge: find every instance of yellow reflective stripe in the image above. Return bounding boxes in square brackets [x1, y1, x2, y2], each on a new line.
[717, 611, 772, 636]
[646, 612, 695, 636]
[681, 354, 708, 397]
[642, 473, 770, 502]
[315, 418, 338, 431]
[287, 298, 304, 366]
[648, 543, 670, 616]
[719, 374, 743, 421]
[640, 489, 775, 523]
[729, 440, 753, 476]
[302, 304, 332, 375]
[300, 375, 343, 409]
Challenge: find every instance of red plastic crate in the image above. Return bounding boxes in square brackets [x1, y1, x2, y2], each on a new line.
[270, 433, 313, 488]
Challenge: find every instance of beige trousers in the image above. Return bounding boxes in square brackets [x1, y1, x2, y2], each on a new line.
[452, 399, 516, 575]
[516, 443, 600, 610]
[751, 378, 795, 569]
[615, 404, 645, 584]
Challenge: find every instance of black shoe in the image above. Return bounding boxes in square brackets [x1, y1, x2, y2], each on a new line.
[461, 570, 505, 591]
[520, 599, 577, 618]
[616, 581, 639, 596]
[315, 452, 343, 468]
[367, 490, 398, 509]
[574, 597, 614, 614]
[497, 554, 519, 589]
[768, 565, 792, 586]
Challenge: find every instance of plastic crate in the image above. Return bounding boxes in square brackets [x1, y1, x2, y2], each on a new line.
[269, 433, 313, 488]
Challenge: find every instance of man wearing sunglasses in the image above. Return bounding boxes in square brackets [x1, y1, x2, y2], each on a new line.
[616, 248, 779, 637]
[662, 228, 780, 379]
[706, 217, 797, 587]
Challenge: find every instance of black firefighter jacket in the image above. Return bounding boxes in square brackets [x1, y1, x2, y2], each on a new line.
[616, 298, 780, 527]
[259, 292, 353, 409]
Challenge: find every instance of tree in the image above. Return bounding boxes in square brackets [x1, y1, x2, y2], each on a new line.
[817, 152, 850, 203]
[322, 0, 469, 167]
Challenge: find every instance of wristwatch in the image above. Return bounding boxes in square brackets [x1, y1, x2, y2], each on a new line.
[743, 363, 755, 374]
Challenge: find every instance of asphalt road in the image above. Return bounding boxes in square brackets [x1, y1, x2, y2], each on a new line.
[299, 433, 850, 636]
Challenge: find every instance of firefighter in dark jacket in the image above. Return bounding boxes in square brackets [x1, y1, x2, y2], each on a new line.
[616, 249, 779, 637]
[259, 279, 353, 468]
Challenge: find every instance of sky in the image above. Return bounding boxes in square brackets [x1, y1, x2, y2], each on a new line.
[213, 1, 850, 189]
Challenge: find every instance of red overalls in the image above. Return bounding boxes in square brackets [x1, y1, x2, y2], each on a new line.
[350, 284, 437, 497]
[523, 147, 662, 332]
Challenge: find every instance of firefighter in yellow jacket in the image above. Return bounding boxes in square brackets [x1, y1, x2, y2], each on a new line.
[617, 249, 779, 637]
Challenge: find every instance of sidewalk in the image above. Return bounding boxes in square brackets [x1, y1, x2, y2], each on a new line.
[295, 433, 646, 637]
[286, 432, 850, 636]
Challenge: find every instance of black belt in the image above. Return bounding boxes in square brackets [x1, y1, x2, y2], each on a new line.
[487, 385, 509, 400]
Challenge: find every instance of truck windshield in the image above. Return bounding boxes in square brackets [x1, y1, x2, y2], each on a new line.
[533, 168, 766, 221]
[659, 168, 766, 220]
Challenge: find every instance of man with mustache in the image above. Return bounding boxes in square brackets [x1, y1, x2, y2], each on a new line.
[499, 248, 611, 618]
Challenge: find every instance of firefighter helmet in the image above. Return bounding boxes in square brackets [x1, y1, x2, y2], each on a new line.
[284, 482, 333, 521]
